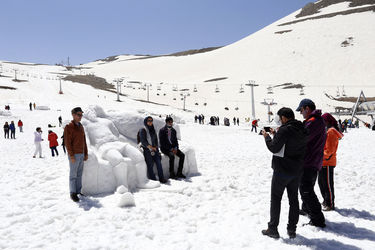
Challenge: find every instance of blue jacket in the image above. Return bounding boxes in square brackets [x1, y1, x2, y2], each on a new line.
[159, 125, 179, 153]
[303, 109, 326, 171]
[9, 123, 15, 131]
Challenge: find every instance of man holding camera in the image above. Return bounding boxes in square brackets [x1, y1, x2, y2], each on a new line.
[261, 107, 307, 239]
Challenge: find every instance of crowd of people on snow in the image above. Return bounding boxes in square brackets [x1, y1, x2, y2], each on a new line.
[197, 115, 242, 126]
[260, 98, 349, 239]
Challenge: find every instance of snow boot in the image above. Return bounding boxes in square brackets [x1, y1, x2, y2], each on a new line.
[261, 228, 280, 239]
[70, 193, 79, 202]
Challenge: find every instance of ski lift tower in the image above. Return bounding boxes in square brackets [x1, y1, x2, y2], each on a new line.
[180, 91, 190, 111]
[261, 98, 277, 123]
[58, 75, 64, 94]
[113, 78, 123, 101]
[245, 80, 259, 119]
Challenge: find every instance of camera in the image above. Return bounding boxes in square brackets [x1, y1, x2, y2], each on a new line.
[263, 126, 271, 132]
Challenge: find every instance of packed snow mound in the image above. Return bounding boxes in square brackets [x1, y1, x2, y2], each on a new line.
[80, 105, 198, 196]
[0, 110, 12, 116]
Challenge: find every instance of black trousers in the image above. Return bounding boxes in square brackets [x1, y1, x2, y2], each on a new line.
[269, 171, 300, 231]
[162, 149, 185, 174]
[300, 168, 325, 224]
[4, 130, 9, 139]
[318, 166, 335, 208]
[251, 125, 257, 132]
[10, 130, 15, 139]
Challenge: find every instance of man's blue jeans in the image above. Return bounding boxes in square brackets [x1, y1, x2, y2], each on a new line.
[69, 154, 84, 194]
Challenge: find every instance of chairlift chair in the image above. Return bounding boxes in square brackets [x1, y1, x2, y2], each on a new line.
[267, 86, 274, 94]
[300, 88, 305, 95]
[215, 85, 220, 93]
[194, 85, 198, 92]
[239, 85, 245, 93]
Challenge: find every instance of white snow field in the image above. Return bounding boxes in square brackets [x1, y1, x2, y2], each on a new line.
[1, 61, 375, 249]
[1, 0, 375, 249]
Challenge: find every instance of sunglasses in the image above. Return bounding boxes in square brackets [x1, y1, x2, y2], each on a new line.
[147, 119, 153, 122]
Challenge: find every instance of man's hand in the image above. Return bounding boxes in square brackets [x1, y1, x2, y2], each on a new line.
[172, 149, 177, 155]
[270, 128, 276, 135]
[261, 130, 269, 138]
[84, 155, 88, 161]
[70, 156, 75, 163]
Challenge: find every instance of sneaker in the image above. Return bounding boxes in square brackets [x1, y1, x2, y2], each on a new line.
[70, 193, 80, 202]
[287, 230, 296, 239]
[261, 228, 280, 239]
[33, 156, 36, 158]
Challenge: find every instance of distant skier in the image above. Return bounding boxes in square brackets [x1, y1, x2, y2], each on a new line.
[18, 119, 23, 132]
[9, 121, 16, 139]
[58, 116, 62, 127]
[237, 117, 239, 126]
[33, 127, 43, 158]
[233, 117, 236, 126]
[48, 130, 59, 157]
[33, 102, 36, 109]
[251, 119, 258, 133]
[3, 122, 9, 139]
[29, 102, 32, 111]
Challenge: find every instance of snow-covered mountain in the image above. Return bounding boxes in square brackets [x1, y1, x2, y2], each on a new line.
[77, 0, 375, 121]
[1, 0, 374, 122]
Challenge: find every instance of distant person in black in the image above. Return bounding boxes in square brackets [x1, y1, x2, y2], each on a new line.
[159, 117, 186, 179]
[3, 122, 10, 139]
[233, 117, 236, 125]
[29, 102, 32, 111]
[261, 107, 307, 239]
[58, 116, 62, 127]
[237, 117, 239, 126]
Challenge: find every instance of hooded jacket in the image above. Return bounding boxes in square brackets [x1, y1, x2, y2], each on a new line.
[303, 110, 326, 171]
[323, 127, 343, 166]
[48, 132, 59, 148]
[265, 119, 307, 176]
[139, 116, 159, 150]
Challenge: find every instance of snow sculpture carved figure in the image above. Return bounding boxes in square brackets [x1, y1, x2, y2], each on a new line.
[80, 105, 198, 199]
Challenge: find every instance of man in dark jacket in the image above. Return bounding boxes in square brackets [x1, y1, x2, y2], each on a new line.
[139, 116, 166, 184]
[159, 117, 186, 179]
[261, 107, 306, 239]
[296, 99, 326, 228]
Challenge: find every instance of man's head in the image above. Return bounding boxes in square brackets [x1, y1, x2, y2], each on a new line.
[36, 127, 42, 132]
[71, 107, 83, 123]
[165, 117, 173, 127]
[296, 99, 315, 119]
[277, 107, 295, 125]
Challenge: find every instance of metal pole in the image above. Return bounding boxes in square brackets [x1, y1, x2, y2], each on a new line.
[183, 95, 186, 111]
[147, 84, 150, 102]
[267, 104, 271, 123]
[116, 80, 120, 101]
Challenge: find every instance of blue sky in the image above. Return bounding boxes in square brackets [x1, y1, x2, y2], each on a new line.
[0, 0, 311, 65]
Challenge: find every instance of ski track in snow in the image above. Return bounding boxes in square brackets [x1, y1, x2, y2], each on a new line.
[1, 104, 375, 249]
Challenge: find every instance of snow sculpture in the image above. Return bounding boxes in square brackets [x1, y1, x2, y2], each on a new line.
[80, 105, 198, 199]
[0, 110, 12, 116]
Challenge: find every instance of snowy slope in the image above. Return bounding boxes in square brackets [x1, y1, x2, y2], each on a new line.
[72, 1, 375, 122]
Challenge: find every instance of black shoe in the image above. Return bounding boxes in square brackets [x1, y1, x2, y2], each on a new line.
[176, 172, 186, 179]
[287, 230, 296, 239]
[261, 228, 280, 239]
[299, 209, 308, 216]
[159, 179, 168, 184]
[169, 172, 177, 180]
[304, 220, 326, 228]
[70, 193, 79, 202]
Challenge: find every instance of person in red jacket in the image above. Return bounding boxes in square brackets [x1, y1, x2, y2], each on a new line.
[318, 113, 343, 211]
[18, 119, 23, 132]
[48, 130, 59, 157]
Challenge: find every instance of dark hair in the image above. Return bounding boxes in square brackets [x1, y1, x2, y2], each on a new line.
[277, 107, 295, 120]
[165, 117, 173, 123]
[36, 127, 41, 132]
[304, 103, 316, 111]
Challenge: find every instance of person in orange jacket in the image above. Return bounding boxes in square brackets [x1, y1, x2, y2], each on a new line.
[48, 130, 59, 157]
[318, 113, 343, 211]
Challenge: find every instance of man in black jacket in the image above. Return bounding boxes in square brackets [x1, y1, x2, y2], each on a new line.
[261, 107, 307, 239]
[159, 117, 186, 179]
